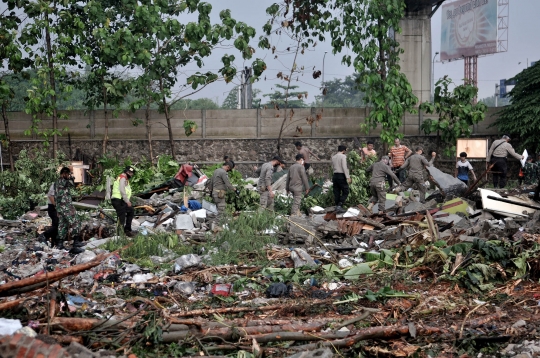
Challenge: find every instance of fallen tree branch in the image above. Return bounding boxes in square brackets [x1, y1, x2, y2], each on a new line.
[173, 299, 333, 317]
[290, 325, 445, 351]
[0, 254, 108, 297]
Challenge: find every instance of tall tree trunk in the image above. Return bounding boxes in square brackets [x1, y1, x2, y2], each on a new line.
[102, 85, 108, 155]
[159, 77, 176, 159]
[45, 11, 58, 158]
[1, 103, 14, 171]
[145, 103, 154, 165]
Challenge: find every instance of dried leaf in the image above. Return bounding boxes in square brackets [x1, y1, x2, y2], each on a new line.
[312, 70, 321, 79]
[304, 92, 308, 98]
[296, 126, 303, 134]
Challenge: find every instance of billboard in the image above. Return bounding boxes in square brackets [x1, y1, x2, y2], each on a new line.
[440, 0, 498, 61]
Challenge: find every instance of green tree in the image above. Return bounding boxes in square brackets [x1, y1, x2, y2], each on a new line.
[171, 98, 219, 110]
[17, 0, 84, 157]
[419, 77, 487, 157]
[478, 94, 509, 108]
[126, 1, 266, 159]
[262, 84, 307, 108]
[314, 74, 365, 107]
[264, 0, 418, 145]
[222, 87, 261, 109]
[495, 62, 540, 153]
[1, 3, 27, 170]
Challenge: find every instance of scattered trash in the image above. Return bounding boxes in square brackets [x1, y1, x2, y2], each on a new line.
[265, 283, 293, 298]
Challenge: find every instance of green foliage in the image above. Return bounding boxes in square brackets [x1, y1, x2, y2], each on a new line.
[262, 0, 417, 144]
[0, 149, 67, 219]
[419, 77, 487, 157]
[345, 150, 376, 207]
[495, 62, 540, 153]
[209, 211, 282, 265]
[170, 98, 220, 110]
[103, 232, 192, 271]
[314, 74, 366, 107]
[222, 87, 262, 109]
[262, 84, 308, 108]
[183, 120, 198, 137]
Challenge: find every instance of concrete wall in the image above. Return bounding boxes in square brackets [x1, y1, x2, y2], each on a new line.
[1, 107, 501, 140]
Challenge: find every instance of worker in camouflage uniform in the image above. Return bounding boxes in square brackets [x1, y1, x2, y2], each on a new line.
[55, 167, 84, 253]
[393, 147, 436, 203]
[366, 156, 401, 215]
[523, 157, 537, 185]
[286, 154, 310, 216]
[210, 161, 237, 220]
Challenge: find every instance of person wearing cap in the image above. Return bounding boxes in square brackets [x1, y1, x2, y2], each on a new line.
[54, 167, 84, 252]
[366, 156, 401, 214]
[258, 156, 284, 210]
[331, 145, 351, 213]
[294, 141, 319, 173]
[286, 154, 310, 216]
[487, 135, 523, 188]
[211, 161, 238, 219]
[394, 147, 436, 203]
[111, 166, 136, 237]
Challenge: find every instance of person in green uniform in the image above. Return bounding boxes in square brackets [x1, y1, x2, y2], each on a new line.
[55, 167, 84, 253]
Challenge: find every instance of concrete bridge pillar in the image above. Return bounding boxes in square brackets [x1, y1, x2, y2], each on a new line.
[396, 7, 432, 105]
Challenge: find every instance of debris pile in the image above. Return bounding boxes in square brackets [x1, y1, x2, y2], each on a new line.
[3, 171, 540, 357]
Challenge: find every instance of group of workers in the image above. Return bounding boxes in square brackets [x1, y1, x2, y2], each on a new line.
[39, 165, 137, 251]
[38, 135, 528, 250]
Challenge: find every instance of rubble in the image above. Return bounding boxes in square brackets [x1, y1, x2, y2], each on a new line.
[3, 171, 540, 357]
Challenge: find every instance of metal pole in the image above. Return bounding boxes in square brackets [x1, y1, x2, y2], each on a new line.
[432, 52, 439, 102]
[322, 51, 327, 105]
[495, 84, 499, 107]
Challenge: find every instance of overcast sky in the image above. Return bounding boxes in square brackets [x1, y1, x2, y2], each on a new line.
[187, 0, 540, 105]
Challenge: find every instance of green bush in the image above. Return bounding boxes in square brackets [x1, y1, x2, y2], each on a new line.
[0, 149, 67, 219]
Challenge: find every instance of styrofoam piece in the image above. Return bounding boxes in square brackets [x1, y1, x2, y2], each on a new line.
[480, 188, 535, 218]
[202, 199, 218, 214]
[176, 214, 195, 230]
[343, 208, 360, 217]
[191, 209, 207, 219]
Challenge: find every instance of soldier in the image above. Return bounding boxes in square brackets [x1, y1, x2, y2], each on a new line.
[258, 156, 285, 211]
[366, 156, 401, 214]
[286, 154, 310, 216]
[111, 166, 136, 237]
[394, 147, 436, 203]
[55, 167, 84, 253]
[210, 161, 237, 219]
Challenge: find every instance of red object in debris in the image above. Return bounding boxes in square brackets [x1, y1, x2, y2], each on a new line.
[211, 284, 232, 297]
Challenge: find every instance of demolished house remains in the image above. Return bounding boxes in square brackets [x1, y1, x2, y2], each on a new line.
[1, 153, 540, 358]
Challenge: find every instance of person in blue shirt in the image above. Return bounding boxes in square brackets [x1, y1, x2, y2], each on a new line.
[455, 152, 476, 185]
